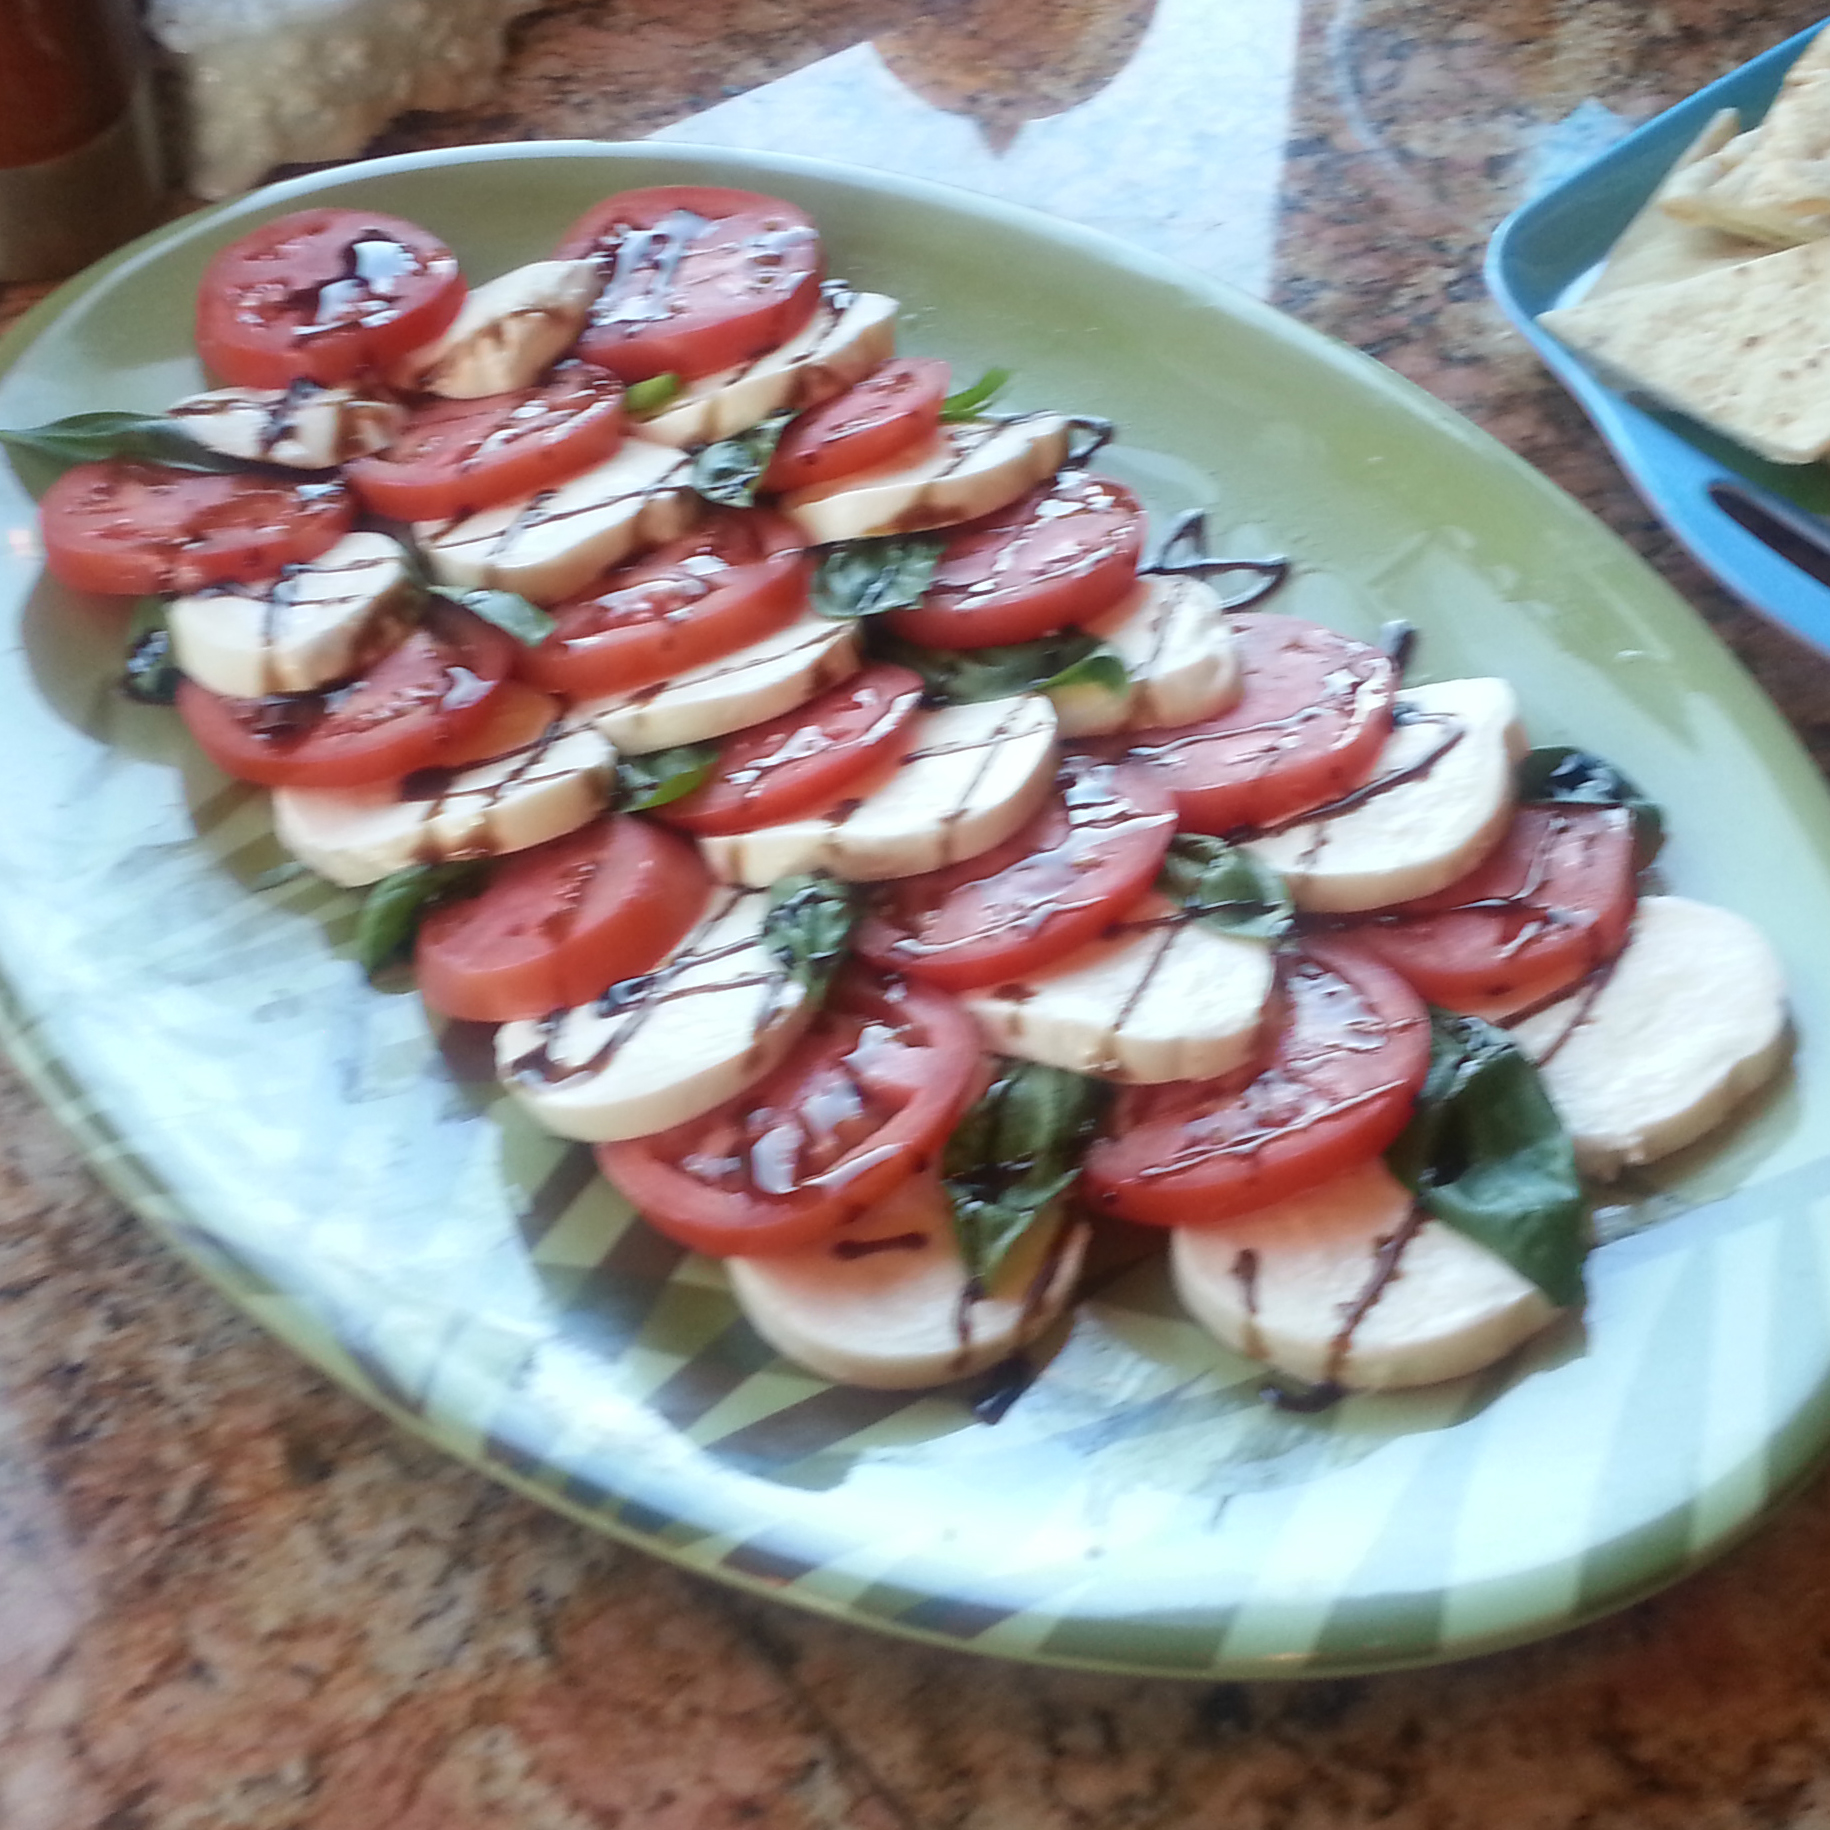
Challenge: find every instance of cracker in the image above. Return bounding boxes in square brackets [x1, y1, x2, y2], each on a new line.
[1540, 238, 1830, 465]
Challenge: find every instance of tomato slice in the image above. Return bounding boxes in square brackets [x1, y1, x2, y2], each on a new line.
[854, 758, 1178, 990]
[520, 508, 810, 698]
[1083, 936, 1431, 1227]
[175, 601, 517, 788]
[884, 473, 1146, 651]
[657, 664, 925, 837]
[1111, 614, 1397, 835]
[555, 186, 824, 383]
[38, 461, 354, 597]
[1341, 804, 1637, 1015]
[414, 814, 712, 1023]
[596, 973, 983, 1256]
[760, 358, 950, 493]
[344, 361, 625, 521]
[195, 207, 465, 389]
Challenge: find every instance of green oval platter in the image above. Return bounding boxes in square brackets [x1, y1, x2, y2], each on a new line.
[3, 143, 1830, 1681]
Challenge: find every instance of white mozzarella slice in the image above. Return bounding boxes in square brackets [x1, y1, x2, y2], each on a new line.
[700, 694, 1058, 886]
[1049, 575, 1244, 737]
[1243, 677, 1526, 913]
[963, 894, 1275, 1084]
[391, 259, 603, 397]
[1509, 895, 1789, 1179]
[271, 723, 614, 888]
[779, 413, 1070, 543]
[575, 612, 861, 755]
[498, 887, 811, 1144]
[416, 437, 698, 604]
[166, 383, 403, 468]
[636, 290, 899, 448]
[168, 531, 416, 698]
[1171, 1160, 1558, 1391]
[727, 1173, 1088, 1390]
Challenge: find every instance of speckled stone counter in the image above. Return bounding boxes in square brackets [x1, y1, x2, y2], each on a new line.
[8, 3, 1830, 1825]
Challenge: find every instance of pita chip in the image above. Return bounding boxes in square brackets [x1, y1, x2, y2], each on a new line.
[1588, 108, 1767, 298]
[1540, 238, 1830, 465]
[1660, 31, 1830, 244]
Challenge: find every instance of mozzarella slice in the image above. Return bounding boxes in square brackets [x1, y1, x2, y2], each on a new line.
[727, 1173, 1088, 1390]
[1243, 677, 1526, 913]
[390, 259, 603, 397]
[1171, 1160, 1558, 1391]
[271, 723, 614, 888]
[636, 290, 899, 448]
[779, 414, 1070, 543]
[166, 383, 403, 468]
[574, 612, 862, 755]
[168, 531, 417, 698]
[963, 894, 1275, 1084]
[498, 887, 811, 1144]
[700, 694, 1058, 886]
[416, 437, 698, 604]
[1509, 895, 1789, 1178]
[1049, 575, 1244, 737]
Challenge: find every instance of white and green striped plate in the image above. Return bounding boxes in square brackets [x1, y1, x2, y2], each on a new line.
[4, 144, 1829, 1679]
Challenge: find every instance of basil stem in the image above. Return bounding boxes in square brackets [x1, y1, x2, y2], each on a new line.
[1158, 835, 1293, 942]
[1517, 746, 1664, 867]
[1385, 1010, 1586, 1307]
[615, 742, 717, 812]
[355, 861, 490, 978]
[939, 366, 1012, 422]
[761, 874, 859, 1005]
[944, 1059, 1109, 1288]
[624, 373, 682, 418]
[691, 410, 793, 507]
[812, 534, 945, 620]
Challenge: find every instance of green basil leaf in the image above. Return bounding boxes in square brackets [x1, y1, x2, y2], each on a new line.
[938, 366, 1012, 422]
[121, 598, 180, 706]
[1385, 1009, 1586, 1307]
[690, 409, 794, 507]
[624, 373, 682, 418]
[944, 1059, 1110, 1287]
[1517, 745, 1664, 866]
[762, 873, 859, 1005]
[872, 626, 1128, 707]
[1158, 834, 1293, 941]
[812, 535, 945, 620]
[0, 411, 244, 488]
[615, 742, 717, 812]
[431, 584, 555, 647]
[354, 861, 490, 978]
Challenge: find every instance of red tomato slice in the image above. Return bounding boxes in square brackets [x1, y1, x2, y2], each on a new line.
[1112, 614, 1397, 835]
[344, 361, 625, 521]
[596, 973, 983, 1257]
[415, 815, 712, 1024]
[520, 508, 810, 698]
[555, 186, 824, 383]
[854, 758, 1178, 991]
[761, 358, 950, 493]
[1084, 937, 1431, 1227]
[195, 207, 465, 389]
[176, 601, 516, 789]
[39, 461, 354, 596]
[657, 664, 926, 837]
[1341, 804, 1637, 1016]
[885, 473, 1146, 651]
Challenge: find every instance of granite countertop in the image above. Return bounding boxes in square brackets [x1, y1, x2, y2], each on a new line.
[9, 2, 1830, 1824]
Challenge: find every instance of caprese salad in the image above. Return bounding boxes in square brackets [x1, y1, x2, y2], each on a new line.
[4, 186, 1792, 1406]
